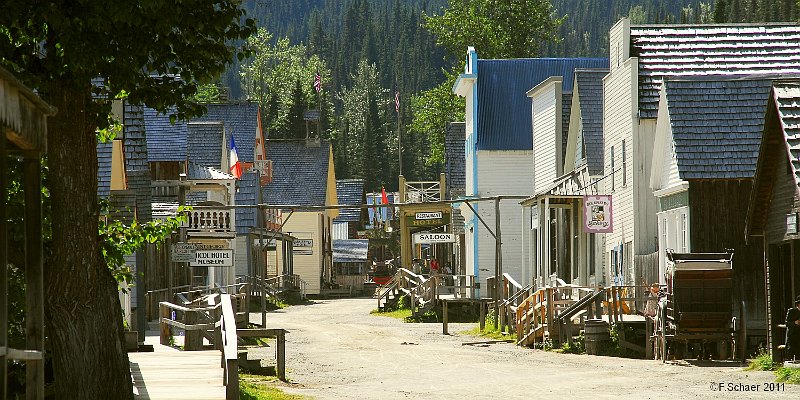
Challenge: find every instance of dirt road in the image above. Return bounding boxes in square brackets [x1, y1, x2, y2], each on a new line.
[251, 298, 796, 400]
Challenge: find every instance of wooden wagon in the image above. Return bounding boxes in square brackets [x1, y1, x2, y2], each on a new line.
[654, 252, 745, 361]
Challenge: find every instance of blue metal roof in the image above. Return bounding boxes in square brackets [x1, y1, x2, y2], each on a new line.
[476, 58, 608, 151]
[665, 78, 773, 179]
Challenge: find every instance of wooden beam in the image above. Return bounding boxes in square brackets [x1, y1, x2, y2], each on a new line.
[23, 156, 44, 400]
[1, 128, 8, 400]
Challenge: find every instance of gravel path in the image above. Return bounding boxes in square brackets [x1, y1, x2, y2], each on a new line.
[248, 298, 796, 400]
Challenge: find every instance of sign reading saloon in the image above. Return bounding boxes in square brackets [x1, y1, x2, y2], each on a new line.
[414, 233, 456, 244]
[583, 195, 613, 233]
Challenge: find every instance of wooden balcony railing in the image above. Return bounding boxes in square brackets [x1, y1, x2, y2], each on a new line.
[186, 208, 235, 233]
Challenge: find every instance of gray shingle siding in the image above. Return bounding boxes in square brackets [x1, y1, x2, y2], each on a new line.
[187, 121, 224, 170]
[631, 24, 800, 119]
[262, 140, 331, 206]
[665, 78, 773, 180]
[144, 107, 188, 162]
[97, 141, 113, 198]
[772, 82, 800, 187]
[335, 179, 364, 223]
[124, 103, 152, 222]
[575, 69, 608, 176]
[445, 122, 466, 235]
[235, 170, 259, 234]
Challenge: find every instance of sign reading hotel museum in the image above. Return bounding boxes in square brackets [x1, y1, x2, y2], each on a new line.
[191, 249, 233, 267]
[583, 195, 613, 233]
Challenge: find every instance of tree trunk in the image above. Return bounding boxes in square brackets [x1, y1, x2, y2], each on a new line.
[43, 82, 134, 399]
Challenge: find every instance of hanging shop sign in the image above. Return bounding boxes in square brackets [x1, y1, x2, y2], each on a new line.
[405, 211, 450, 227]
[583, 195, 613, 233]
[413, 233, 456, 244]
[191, 249, 233, 267]
[171, 242, 197, 263]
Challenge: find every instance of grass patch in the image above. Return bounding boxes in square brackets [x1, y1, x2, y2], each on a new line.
[239, 374, 307, 400]
[746, 349, 778, 371]
[461, 312, 515, 341]
[370, 308, 413, 320]
[775, 367, 800, 384]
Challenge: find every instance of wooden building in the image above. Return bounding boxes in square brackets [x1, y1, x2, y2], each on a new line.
[453, 48, 606, 290]
[604, 18, 800, 288]
[651, 77, 775, 347]
[523, 68, 608, 288]
[746, 80, 800, 358]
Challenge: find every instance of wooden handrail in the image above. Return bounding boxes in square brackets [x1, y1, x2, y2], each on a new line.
[220, 295, 239, 400]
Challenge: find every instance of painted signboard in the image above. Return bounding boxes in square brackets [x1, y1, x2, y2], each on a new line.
[583, 195, 613, 233]
[171, 243, 197, 263]
[405, 212, 451, 227]
[413, 233, 456, 244]
[294, 238, 313, 255]
[190, 249, 233, 267]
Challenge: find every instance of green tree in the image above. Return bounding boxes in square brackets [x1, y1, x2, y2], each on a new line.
[0, 1, 253, 398]
[423, 0, 566, 59]
[409, 70, 464, 166]
[240, 29, 332, 138]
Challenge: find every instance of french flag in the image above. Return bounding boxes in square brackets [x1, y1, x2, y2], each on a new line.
[229, 134, 242, 179]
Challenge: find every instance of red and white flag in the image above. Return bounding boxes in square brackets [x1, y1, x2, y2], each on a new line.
[229, 134, 242, 179]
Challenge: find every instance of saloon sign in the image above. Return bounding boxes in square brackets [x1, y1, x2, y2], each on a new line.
[583, 195, 613, 233]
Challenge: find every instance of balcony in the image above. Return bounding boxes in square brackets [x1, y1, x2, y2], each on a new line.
[186, 208, 235, 236]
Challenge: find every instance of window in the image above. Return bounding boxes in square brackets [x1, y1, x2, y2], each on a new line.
[680, 213, 688, 252]
[622, 140, 627, 187]
[610, 146, 615, 192]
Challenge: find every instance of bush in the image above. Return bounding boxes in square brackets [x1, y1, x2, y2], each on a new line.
[561, 333, 585, 354]
[746, 348, 777, 371]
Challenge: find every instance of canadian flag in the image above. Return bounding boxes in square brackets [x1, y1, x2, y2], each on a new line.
[229, 134, 242, 179]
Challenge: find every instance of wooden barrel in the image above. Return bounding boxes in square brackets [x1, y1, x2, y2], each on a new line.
[584, 319, 610, 355]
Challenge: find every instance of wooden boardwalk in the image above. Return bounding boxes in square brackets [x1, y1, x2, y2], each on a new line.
[129, 333, 225, 400]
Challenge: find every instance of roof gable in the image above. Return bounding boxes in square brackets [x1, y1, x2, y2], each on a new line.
[263, 140, 331, 206]
[664, 78, 773, 179]
[193, 102, 259, 162]
[631, 24, 800, 118]
[476, 58, 608, 151]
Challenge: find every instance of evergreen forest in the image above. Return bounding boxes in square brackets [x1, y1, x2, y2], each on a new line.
[220, 0, 800, 192]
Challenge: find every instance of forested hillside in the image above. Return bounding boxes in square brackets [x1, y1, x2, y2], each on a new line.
[222, 0, 800, 190]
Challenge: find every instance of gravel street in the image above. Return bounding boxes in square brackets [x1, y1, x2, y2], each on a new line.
[250, 298, 796, 400]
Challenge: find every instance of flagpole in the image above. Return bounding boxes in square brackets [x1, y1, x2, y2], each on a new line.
[397, 91, 402, 177]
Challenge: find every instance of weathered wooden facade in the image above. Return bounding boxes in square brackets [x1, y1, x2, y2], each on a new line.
[649, 78, 774, 344]
[1, 66, 56, 400]
[605, 19, 800, 290]
[747, 81, 800, 359]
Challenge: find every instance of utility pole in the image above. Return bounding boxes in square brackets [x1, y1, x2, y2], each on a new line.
[494, 197, 502, 330]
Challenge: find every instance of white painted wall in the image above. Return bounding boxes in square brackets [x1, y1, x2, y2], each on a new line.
[281, 212, 326, 294]
[531, 80, 562, 193]
[332, 221, 349, 240]
[657, 205, 690, 283]
[470, 150, 535, 286]
[634, 120, 660, 256]
[603, 54, 637, 284]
